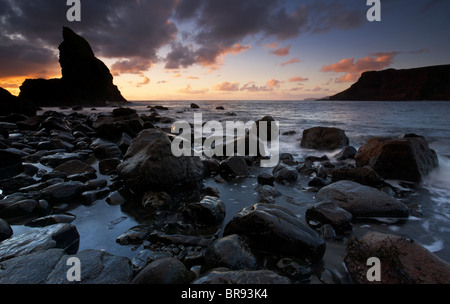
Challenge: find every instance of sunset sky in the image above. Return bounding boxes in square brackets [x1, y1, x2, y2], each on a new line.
[1, 0, 449, 100]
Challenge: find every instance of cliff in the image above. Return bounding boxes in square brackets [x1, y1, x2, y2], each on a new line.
[329, 65, 450, 101]
[19, 27, 127, 107]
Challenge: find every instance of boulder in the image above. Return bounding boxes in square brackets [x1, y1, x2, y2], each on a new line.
[105, 190, 127, 206]
[92, 114, 144, 141]
[131, 257, 194, 284]
[0, 174, 37, 195]
[301, 127, 349, 150]
[0, 198, 40, 220]
[224, 204, 326, 262]
[90, 138, 122, 160]
[98, 158, 120, 175]
[276, 258, 312, 282]
[131, 249, 173, 272]
[344, 232, 450, 284]
[272, 163, 298, 184]
[40, 181, 86, 205]
[355, 136, 439, 182]
[0, 148, 25, 180]
[45, 249, 133, 284]
[53, 160, 96, 176]
[0, 249, 66, 284]
[307, 177, 330, 189]
[202, 234, 258, 272]
[257, 173, 275, 186]
[25, 214, 76, 228]
[184, 196, 226, 225]
[316, 180, 409, 218]
[117, 129, 204, 194]
[112, 107, 137, 117]
[0, 218, 13, 242]
[296, 161, 315, 175]
[331, 167, 384, 187]
[116, 225, 150, 245]
[248, 115, 279, 142]
[334, 146, 357, 160]
[257, 185, 281, 204]
[305, 200, 353, 232]
[142, 191, 172, 211]
[219, 156, 249, 180]
[193, 268, 290, 284]
[0, 223, 79, 262]
[39, 152, 85, 168]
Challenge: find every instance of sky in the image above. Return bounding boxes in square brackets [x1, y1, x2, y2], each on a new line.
[0, 0, 449, 101]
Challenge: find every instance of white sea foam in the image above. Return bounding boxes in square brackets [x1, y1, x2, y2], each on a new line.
[422, 238, 444, 253]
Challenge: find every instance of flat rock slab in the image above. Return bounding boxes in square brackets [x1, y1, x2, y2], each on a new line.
[46, 249, 133, 284]
[0, 223, 79, 262]
[0, 248, 133, 284]
[193, 268, 290, 284]
[0, 249, 66, 284]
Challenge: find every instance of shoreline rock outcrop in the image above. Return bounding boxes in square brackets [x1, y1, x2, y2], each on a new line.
[329, 65, 450, 101]
[19, 27, 127, 107]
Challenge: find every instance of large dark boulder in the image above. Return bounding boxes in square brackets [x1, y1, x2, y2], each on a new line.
[329, 65, 450, 101]
[19, 27, 127, 107]
[305, 200, 353, 233]
[131, 257, 193, 284]
[0, 87, 37, 117]
[117, 129, 204, 194]
[316, 180, 409, 218]
[0, 148, 25, 180]
[355, 136, 439, 182]
[345, 232, 450, 284]
[224, 204, 326, 263]
[0, 218, 13, 242]
[301, 127, 349, 150]
[202, 234, 259, 272]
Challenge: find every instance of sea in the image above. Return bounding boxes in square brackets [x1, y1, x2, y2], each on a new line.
[11, 99, 450, 283]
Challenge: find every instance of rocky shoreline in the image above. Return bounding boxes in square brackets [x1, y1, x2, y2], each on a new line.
[1, 103, 450, 284]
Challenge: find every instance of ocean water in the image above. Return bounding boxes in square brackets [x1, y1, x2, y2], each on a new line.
[11, 100, 450, 283]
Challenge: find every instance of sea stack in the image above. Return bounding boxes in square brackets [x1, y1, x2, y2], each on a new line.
[19, 27, 127, 107]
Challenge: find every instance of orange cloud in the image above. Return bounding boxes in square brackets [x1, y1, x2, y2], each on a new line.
[266, 43, 291, 57]
[289, 76, 309, 83]
[267, 79, 283, 88]
[213, 81, 240, 92]
[198, 43, 252, 71]
[280, 57, 301, 67]
[241, 82, 272, 92]
[178, 85, 208, 95]
[321, 51, 399, 82]
[136, 76, 150, 87]
[186, 76, 199, 80]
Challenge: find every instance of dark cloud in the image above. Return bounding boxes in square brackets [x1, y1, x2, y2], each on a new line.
[164, 42, 198, 69]
[0, 0, 367, 79]
[306, 1, 365, 34]
[0, 0, 178, 78]
[166, 0, 310, 69]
